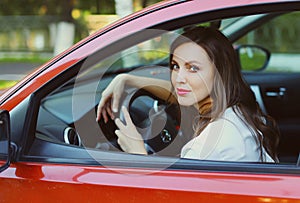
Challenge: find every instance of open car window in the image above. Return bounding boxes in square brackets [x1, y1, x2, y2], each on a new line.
[31, 11, 300, 167]
[36, 29, 178, 154]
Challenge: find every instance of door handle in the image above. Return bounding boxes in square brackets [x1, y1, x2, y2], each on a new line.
[265, 87, 286, 98]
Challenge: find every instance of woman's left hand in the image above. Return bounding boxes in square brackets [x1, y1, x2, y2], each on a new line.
[114, 106, 147, 155]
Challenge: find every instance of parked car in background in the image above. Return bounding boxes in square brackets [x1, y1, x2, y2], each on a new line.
[1, 0, 300, 202]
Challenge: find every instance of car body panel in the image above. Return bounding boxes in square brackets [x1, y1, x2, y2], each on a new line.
[0, 161, 300, 202]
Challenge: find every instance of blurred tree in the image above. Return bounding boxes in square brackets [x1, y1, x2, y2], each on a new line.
[75, 0, 115, 14]
[0, 0, 162, 55]
[114, 0, 133, 18]
[134, 0, 161, 9]
[43, 0, 74, 22]
[0, 0, 42, 15]
[45, 0, 76, 55]
[0, 0, 75, 20]
[0, 0, 161, 16]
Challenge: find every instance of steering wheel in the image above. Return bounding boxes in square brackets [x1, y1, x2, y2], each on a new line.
[99, 86, 183, 156]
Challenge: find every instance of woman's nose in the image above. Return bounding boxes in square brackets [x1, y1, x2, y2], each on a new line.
[176, 68, 187, 83]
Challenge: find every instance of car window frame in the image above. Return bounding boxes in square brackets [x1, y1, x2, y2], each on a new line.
[16, 1, 300, 174]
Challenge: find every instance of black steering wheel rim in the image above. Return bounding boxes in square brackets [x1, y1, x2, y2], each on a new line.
[99, 87, 183, 156]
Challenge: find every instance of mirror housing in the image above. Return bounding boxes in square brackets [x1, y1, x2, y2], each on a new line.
[0, 110, 11, 173]
[236, 44, 270, 71]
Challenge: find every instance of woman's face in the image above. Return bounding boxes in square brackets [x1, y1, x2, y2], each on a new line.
[171, 42, 215, 107]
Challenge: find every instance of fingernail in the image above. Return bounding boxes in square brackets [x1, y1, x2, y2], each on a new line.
[113, 107, 118, 112]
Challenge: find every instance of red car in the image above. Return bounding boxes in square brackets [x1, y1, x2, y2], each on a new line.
[1, 0, 300, 202]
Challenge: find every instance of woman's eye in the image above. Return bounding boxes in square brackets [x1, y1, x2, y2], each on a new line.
[171, 63, 180, 71]
[188, 65, 200, 72]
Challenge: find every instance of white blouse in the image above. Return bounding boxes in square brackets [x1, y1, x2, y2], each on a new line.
[181, 107, 274, 162]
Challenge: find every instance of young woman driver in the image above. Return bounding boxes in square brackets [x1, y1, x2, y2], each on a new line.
[96, 26, 279, 162]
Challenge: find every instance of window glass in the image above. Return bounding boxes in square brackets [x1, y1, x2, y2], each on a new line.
[33, 12, 297, 164]
[80, 31, 178, 79]
[233, 11, 300, 72]
[35, 29, 178, 154]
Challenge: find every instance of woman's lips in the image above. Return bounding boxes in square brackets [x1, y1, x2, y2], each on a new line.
[176, 87, 191, 96]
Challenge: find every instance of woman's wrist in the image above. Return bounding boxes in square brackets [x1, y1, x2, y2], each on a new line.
[129, 147, 148, 155]
[117, 73, 129, 83]
[127, 140, 148, 155]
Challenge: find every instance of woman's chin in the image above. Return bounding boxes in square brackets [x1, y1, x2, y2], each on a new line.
[177, 98, 196, 107]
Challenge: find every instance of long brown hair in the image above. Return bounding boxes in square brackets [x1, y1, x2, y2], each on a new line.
[169, 26, 280, 161]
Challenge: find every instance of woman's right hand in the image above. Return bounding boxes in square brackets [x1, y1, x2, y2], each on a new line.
[96, 74, 128, 123]
[96, 73, 171, 122]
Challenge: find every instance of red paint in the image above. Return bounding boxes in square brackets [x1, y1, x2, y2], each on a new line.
[0, 161, 300, 202]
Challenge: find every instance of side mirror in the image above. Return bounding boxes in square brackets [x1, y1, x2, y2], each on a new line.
[236, 45, 270, 71]
[0, 110, 11, 173]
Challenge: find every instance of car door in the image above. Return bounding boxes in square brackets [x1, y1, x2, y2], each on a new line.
[1, 1, 300, 202]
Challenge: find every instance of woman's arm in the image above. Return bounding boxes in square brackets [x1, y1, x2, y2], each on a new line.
[97, 73, 174, 122]
[126, 74, 173, 100]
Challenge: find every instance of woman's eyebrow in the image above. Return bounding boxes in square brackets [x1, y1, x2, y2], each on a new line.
[170, 59, 178, 64]
[185, 61, 202, 65]
[172, 56, 201, 64]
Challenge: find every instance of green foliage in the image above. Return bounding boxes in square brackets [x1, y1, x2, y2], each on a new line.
[0, 0, 116, 16]
[139, 51, 168, 64]
[0, 80, 17, 89]
[76, 0, 115, 14]
[237, 12, 300, 54]
[239, 54, 266, 71]
[0, 56, 49, 63]
[0, 0, 43, 15]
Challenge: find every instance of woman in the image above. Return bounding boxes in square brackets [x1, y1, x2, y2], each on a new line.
[97, 26, 280, 162]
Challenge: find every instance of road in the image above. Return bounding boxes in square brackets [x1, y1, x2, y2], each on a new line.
[269, 54, 300, 72]
[0, 63, 42, 80]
